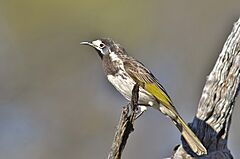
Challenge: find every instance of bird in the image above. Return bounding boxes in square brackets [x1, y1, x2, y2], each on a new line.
[80, 38, 207, 156]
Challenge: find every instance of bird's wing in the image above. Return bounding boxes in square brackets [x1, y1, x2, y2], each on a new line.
[123, 58, 175, 111]
[124, 58, 208, 156]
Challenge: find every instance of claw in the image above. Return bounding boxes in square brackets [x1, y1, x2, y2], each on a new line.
[134, 105, 148, 120]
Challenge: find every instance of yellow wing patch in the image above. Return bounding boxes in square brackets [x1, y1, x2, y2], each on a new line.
[144, 83, 173, 107]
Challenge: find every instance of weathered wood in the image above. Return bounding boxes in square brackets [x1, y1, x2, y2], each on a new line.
[172, 18, 240, 159]
[108, 84, 139, 159]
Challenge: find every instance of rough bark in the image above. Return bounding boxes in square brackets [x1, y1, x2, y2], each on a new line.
[172, 18, 240, 159]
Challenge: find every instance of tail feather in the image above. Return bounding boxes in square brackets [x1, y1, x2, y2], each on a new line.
[158, 105, 207, 155]
[177, 117, 207, 156]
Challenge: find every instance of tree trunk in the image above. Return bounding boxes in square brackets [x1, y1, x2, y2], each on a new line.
[172, 18, 240, 159]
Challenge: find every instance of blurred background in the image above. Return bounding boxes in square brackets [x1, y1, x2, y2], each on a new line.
[0, 1, 239, 159]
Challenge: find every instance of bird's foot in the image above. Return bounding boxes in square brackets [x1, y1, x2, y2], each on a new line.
[134, 105, 148, 120]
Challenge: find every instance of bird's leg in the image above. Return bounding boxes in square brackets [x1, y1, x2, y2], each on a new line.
[134, 104, 150, 120]
[137, 103, 150, 107]
[135, 106, 147, 119]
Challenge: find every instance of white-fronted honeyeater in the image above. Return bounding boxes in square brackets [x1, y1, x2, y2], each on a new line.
[81, 38, 207, 156]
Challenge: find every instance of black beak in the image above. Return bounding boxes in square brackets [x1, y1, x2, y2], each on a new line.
[80, 41, 93, 46]
[80, 41, 103, 59]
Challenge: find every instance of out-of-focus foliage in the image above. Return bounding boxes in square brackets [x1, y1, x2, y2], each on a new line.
[0, 1, 239, 159]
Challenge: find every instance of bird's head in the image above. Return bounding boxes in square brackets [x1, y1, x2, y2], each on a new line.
[80, 38, 116, 59]
[81, 38, 128, 59]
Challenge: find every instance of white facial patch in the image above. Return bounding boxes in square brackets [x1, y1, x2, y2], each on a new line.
[92, 40, 102, 47]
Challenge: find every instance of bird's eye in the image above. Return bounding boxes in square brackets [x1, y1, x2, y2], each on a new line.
[99, 43, 105, 48]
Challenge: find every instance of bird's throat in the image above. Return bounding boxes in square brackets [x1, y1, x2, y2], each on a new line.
[95, 48, 103, 59]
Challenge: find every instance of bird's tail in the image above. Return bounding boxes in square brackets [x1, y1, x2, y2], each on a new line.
[175, 116, 207, 156]
[143, 83, 207, 155]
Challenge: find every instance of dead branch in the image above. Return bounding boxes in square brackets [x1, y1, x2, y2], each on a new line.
[108, 84, 139, 159]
